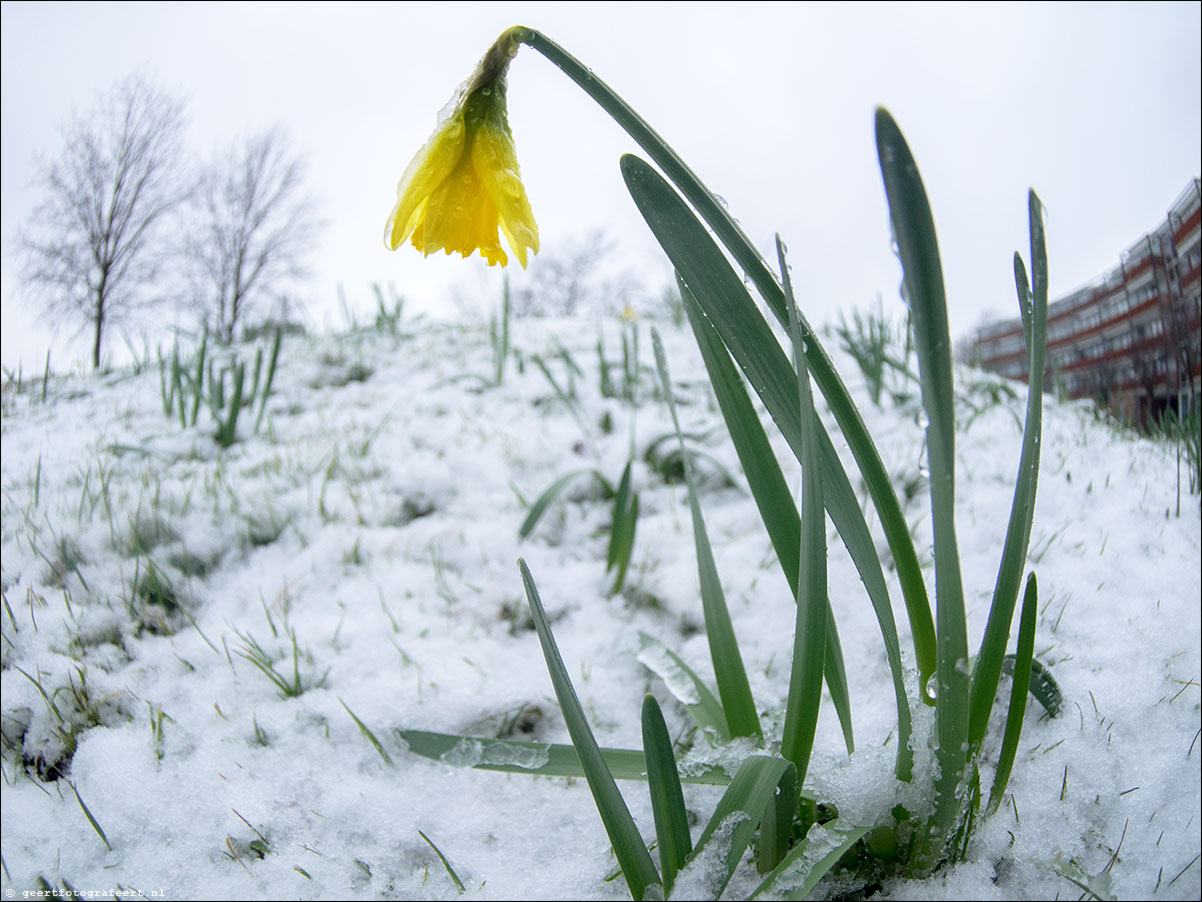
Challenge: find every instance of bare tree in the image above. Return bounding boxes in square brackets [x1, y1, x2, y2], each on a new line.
[16, 73, 187, 369]
[513, 229, 638, 317]
[185, 129, 320, 342]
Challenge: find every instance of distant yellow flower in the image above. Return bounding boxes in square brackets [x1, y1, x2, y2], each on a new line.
[385, 28, 539, 268]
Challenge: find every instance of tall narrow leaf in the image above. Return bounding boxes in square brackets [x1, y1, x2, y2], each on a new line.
[680, 279, 915, 775]
[620, 152, 935, 705]
[988, 573, 1039, 813]
[757, 757, 799, 874]
[254, 327, 282, 434]
[190, 329, 207, 427]
[518, 560, 661, 900]
[418, 830, 466, 894]
[69, 781, 112, 851]
[519, 470, 613, 540]
[687, 755, 796, 898]
[652, 331, 761, 740]
[607, 460, 639, 595]
[642, 694, 692, 896]
[876, 107, 969, 862]
[398, 728, 732, 784]
[777, 238, 827, 787]
[523, 32, 937, 691]
[678, 278, 860, 759]
[969, 192, 1049, 750]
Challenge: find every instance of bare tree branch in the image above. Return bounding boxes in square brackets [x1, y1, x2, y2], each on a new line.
[512, 229, 638, 317]
[15, 73, 187, 368]
[185, 128, 322, 342]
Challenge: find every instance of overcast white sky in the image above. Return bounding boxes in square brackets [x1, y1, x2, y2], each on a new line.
[2, 1, 1200, 373]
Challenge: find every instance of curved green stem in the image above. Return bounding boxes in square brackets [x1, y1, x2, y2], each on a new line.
[516, 26, 936, 695]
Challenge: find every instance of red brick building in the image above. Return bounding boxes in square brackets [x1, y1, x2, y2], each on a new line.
[971, 179, 1201, 426]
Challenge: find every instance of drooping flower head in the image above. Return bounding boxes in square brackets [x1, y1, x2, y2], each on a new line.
[385, 27, 539, 268]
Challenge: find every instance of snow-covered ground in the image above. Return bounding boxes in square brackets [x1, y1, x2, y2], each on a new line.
[2, 310, 1199, 900]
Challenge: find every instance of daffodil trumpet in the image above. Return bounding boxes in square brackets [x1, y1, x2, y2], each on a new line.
[385, 27, 539, 268]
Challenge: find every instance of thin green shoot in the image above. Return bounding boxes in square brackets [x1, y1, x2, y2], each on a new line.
[518, 559, 661, 900]
[833, 302, 914, 407]
[69, 781, 111, 851]
[254, 328, 282, 434]
[606, 460, 639, 596]
[969, 192, 1049, 754]
[233, 628, 307, 698]
[342, 699, 394, 766]
[190, 328, 208, 427]
[419, 830, 466, 894]
[989, 574, 1039, 813]
[641, 694, 691, 897]
[489, 276, 511, 386]
[215, 360, 245, 448]
[532, 353, 599, 459]
[652, 328, 761, 741]
[518, 470, 612, 539]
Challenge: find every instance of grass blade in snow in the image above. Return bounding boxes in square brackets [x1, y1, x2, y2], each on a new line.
[519, 470, 612, 540]
[988, 573, 1039, 813]
[518, 559, 661, 900]
[606, 460, 639, 595]
[757, 757, 798, 874]
[777, 237, 827, 787]
[748, 821, 871, 900]
[398, 728, 732, 784]
[341, 700, 394, 767]
[652, 329, 761, 741]
[969, 193, 1049, 750]
[254, 326, 282, 434]
[190, 329, 207, 427]
[621, 152, 935, 708]
[642, 694, 692, 897]
[876, 106, 969, 862]
[637, 631, 730, 741]
[69, 780, 112, 852]
[686, 755, 796, 898]
[418, 830, 466, 894]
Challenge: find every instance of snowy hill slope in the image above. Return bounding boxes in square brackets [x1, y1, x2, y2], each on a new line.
[2, 313, 1198, 900]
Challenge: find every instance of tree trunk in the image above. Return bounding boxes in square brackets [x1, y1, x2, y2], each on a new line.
[92, 279, 107, 369]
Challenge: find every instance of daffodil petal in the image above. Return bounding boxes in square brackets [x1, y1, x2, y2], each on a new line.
[472, 122, 539, 268]
[385, 115, 466, 250]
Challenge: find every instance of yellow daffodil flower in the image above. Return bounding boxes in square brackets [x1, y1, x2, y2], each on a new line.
[385, 27, 539, 268]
